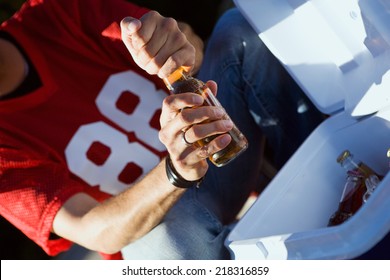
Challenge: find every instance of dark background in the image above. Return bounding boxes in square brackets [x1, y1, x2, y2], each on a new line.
[0, 0, 234, 41]
[0, 0, 232, 259]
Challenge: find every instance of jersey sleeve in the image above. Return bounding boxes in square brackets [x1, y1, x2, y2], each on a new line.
[0, 128, 86, 256]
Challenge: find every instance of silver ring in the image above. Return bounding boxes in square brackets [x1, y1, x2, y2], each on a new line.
[182, 130, 192, 146]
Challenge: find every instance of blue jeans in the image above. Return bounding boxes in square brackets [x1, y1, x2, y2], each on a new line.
[121, 8, 323, 260]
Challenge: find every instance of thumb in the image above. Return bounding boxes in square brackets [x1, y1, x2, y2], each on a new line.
[120, 16, 142, 58]
[120, 16, 142, 36]
[205, 80, 218, 97]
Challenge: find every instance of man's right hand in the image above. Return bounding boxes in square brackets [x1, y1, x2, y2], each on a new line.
[120, 11, 204, 79]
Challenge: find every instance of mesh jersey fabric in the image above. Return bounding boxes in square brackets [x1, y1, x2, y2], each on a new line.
[0, 0, 168, 259]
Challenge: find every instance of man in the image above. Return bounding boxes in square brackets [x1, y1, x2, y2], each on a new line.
[1, 0, 245, 259]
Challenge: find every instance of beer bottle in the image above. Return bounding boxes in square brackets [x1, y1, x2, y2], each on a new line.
[163, 66, 248, 167]
[328, 150, 382, 226]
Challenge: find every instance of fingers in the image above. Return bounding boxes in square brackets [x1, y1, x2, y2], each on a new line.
[177, 22, 204, 74]
[182, 117, 233, 145]
[159, 93, 204, 125]
[159, 104, 230, 146]
[159, 80, 218, 124]
[120, 11, 196, 79]
[159, 100, 233, 167]
[194, 134, 231, 160]
[160, 94, 229, 138]
[166, 130, 231, 182]
[205, 80, 217, 97]
[172, 133, 231, 173]
[157, 45, 195, 79]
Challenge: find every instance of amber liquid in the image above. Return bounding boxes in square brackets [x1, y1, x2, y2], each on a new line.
[171, 78, 248, 167]
[328, 163, 382, 226]
[327, 175, 366, 226]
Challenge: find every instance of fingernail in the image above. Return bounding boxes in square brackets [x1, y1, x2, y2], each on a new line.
[223, 119, 234, 129]
[193, 95, 203, 104]
[125, 18, 141, 34]
[219, 134, 231, 146]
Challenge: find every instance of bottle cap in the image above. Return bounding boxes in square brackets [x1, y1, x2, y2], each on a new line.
[337, 150, 351, 164]
[163, 66, 191, 91]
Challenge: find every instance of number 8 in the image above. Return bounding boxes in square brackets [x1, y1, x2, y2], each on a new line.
[65, 71, 166, 194]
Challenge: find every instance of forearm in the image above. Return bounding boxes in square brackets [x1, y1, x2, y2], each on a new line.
[53, 159, 186, 254]
[90, 159, 185, 252]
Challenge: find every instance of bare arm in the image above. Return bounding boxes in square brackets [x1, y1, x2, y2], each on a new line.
[53, 160, 185, 254]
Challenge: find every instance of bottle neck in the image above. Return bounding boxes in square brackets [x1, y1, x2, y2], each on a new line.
[163, 66, 190, 91]
[341, 154, 375, 178]
[340, 155, 361, 172]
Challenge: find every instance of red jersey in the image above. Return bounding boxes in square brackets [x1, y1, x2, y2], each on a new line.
[0, 0, 169, 258]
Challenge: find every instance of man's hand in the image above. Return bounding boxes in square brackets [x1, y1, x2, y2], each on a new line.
[158, 81, 233, 181]
[120, 11, 204, 79]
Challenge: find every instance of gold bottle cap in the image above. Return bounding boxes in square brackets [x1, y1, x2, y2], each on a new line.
[337, 150, 351, 164]
[163, 66, 191, 91]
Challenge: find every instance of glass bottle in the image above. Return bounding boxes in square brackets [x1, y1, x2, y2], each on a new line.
[362, 174, 380, 203]
[163, 66, 248, 167]
[362, 148, 390, 203]
[328, 150, 382, 226]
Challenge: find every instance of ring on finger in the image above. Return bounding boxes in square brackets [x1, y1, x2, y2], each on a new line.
[182, 130, 192, 146]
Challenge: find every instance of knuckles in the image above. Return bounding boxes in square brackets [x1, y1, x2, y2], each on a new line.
[160, 17, 179, 33]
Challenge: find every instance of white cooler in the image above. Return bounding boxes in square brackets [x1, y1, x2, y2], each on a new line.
[227, 0, 390, 259]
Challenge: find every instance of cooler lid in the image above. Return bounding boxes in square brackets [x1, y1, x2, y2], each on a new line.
[234, 0, 390, 117]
